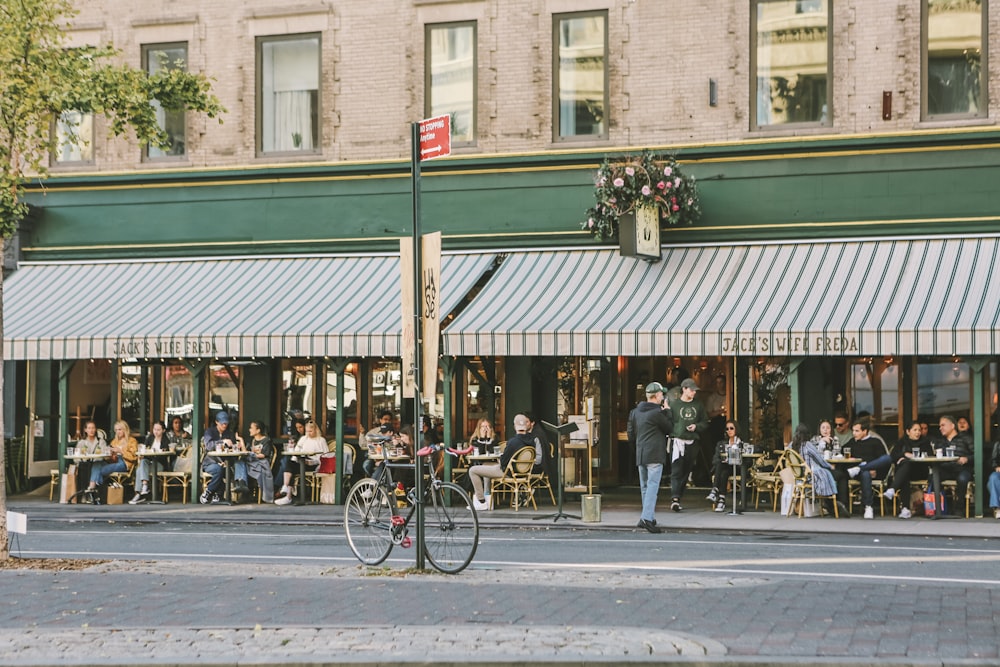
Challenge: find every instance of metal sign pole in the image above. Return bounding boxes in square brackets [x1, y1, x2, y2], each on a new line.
[410, 121, 425, 569]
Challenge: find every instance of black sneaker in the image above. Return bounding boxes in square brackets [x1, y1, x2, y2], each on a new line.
[210, 493, 223, 504]
[199, 490, 211, 505]
[706, 489, 719, 502]
[639, 519, 662, 534]
[671, 500, 683, 512]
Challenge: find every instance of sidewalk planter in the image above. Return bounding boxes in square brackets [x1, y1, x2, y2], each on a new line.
[582, 494, 602, 522]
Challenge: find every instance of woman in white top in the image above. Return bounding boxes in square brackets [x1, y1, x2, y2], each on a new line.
[274, 420, 327, 504]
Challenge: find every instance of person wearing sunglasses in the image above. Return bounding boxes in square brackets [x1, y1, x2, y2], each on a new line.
[833, 411, 853, 447]
[706, 420, 743, 512]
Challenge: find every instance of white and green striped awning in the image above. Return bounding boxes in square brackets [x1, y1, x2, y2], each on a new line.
[442, 238, 1000, 357]
[3, 253, 495, 361]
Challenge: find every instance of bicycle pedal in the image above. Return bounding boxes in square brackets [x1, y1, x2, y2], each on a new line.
[391, 515, 406, 526]
[400, 537, 412, 548]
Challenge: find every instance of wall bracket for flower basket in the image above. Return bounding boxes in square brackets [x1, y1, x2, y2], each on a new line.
[618, 204, 661, 262]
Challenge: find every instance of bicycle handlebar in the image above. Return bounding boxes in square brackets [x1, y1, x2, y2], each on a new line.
[416, 443, 474, 458]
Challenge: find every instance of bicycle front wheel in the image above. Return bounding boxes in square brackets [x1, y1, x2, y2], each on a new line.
[344, 478, 394, 565]
[423, 481, 479, 574]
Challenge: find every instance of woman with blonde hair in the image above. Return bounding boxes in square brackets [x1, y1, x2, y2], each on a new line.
[468, 418, 496, 456]
[85, 420, 138, 503]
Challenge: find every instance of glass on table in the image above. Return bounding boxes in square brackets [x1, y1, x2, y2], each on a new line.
[843, 447, 852, 458]
[912, 447, 920, 458]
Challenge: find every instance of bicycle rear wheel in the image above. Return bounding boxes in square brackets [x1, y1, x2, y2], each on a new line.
[344, 478, 394, 565]
[423, 481, 479, 574]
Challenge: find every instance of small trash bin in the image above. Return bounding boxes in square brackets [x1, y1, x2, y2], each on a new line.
[581, 494, 601, 522]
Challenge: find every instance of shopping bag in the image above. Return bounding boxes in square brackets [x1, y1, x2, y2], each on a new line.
[60, 466, 78, 504]
[923, 488, 945, 517]
[319, 475, 338, 504]
[107, 484, 124, 505]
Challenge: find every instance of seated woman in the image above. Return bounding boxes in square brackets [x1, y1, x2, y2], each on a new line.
[883, 420, 932, 518]
[239, 420, 275, 503]
[84, 420, 138, 504]
[130, 420, 170, 504]
[791, 423, 848, 517]
[706, 420, 744, 512]
[469, 418, 496, 455]
[275, 420, 327, 505]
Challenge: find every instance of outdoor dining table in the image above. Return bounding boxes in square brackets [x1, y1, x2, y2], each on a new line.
[63, 451, 110, 504]
[281, 450, 322, 506]
[731, 451, 763, 512]
[136, 447, 173, 505]
[209, 449, 246, 505]
[466, 453, 500, 463]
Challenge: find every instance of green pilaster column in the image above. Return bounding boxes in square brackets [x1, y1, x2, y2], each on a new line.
[440, 356, 457, 481]
[328, 358, 349, 505]
[183, 360, 209, 503]
[58, 361, 74, 474]
[969, 358, 988, 518]
[788, 357, 804, 433]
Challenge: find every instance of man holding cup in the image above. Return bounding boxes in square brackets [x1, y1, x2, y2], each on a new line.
[844, 419, 891, 519]
[935, 415, 973, 516]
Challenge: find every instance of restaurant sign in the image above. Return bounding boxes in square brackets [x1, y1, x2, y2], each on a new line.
[721, 334, 859, 355]
[113, 338, 219, 358]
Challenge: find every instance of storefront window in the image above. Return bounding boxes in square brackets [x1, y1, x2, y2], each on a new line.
[916, 359, 970, 425]
[119, 364, 149, 434]
[164, 364, 193, 432]
[849, 358, 899, 427]
[326, 364, 359, 436]
[282, 361, 315, 435]
[371, 361, 402, 428]
[463, 358, 502, 439]
[208, 364, 240, 427]
[923, 0, 985, 119]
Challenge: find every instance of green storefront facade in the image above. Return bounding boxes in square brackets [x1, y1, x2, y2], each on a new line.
[5, 128, 1000, 512]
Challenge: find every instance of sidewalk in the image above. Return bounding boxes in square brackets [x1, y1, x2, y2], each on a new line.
[7, 484, 997, 539]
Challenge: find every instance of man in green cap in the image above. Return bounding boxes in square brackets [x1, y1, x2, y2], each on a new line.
[667, 378, 708, 512]
[627, 381, 674, 533]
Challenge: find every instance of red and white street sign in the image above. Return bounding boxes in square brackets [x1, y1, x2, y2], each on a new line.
[418, 115, 451, 161]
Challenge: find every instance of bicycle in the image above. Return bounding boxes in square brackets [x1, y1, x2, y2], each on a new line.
[343, 441, 479, 574]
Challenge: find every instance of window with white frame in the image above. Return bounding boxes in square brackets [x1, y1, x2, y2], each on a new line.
[553, 11, 607, 140]
[257, 34, 321, 155]
[426, 22, 476, 145]
[751, 0, 831, 129]
[143, 42, 188, 159]
[52, 110, 94, 164]
[923, 0, 986, 119]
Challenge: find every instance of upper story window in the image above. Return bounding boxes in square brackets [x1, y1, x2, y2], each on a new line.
[426, 22, 477, 145]
[143, 42, 188, 160]
[751, 0, 832, 129]
[553, 11, 607, 141]
[922, 0, 986, 120]
[52, 110, 94, 165]
[257, 34, 321, 155]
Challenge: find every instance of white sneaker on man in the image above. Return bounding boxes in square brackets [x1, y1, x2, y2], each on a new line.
[472, 497, 490, 511]
[274, 494, 293, 505]
[863, 505, 874, 519]
[882, 487, 895, 501]
[898, 507, 912, 519]
[848, 466, 861, 479]
[994, 508, 1000, 520]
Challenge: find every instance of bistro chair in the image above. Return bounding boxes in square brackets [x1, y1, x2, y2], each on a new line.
[158, 445, 193, 504]
[527, 441, 557, 507]
[751, 450, 787, 512]
[49, 468, 60, 502]
[890, 477, 928, 516]
[786, 450, 839, 518]
[940, 480, 974, 518]
[490, 446, 535, 511]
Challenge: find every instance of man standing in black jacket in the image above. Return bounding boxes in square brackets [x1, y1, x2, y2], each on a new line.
[627, 382, 674, 533]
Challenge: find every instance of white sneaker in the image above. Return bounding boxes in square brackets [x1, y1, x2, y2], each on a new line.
[472, 497, 490, 511]
[994, 508, 1000, 520]
[274, 494, 293, 505]
[706, 489, 719, 502]
[848, 466, 861, 479]
[714, 501, 726, 513]
[899, 507, 912, 519]
[882, 487, 895, 501]
[863, 505, 874, 519]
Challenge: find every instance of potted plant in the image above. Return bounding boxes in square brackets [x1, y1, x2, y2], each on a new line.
[582, 149, 701, 241]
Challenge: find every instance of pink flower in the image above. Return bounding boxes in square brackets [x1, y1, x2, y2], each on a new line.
[598, 177, 606, 186]
[625, 167, 635, 176]
[674, 177, 681, 187]
[672, 204, 680, 211]
[613, 178, 624, 187]
[641, 185, 651, 196]
[664, 180, 672, 189]
[609, 197, 617, 204]
[657, 181, 665, 190]
[587, 218, 594, 228]
[664, 166, 673, 177]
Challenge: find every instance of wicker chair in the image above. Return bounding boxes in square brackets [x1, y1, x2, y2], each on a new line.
[490, 446, 535, 511]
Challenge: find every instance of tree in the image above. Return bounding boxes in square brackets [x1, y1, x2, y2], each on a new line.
[0, 0, 224, 561]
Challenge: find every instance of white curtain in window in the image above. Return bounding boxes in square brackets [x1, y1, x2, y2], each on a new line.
[273, 91, 313, 151]
[262, 37, 319, 152]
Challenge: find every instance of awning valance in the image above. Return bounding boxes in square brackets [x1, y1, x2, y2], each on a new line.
[3, 252, 495, 361]
[442, 238, 1000, 357]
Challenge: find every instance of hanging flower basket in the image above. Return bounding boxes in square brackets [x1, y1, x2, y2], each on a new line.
[582, 150, 701, 241]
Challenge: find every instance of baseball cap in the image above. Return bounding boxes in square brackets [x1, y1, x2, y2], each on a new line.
[215, 411, 229, 424]
[645, 381, 666, 394]
[680, 378, 700, 391]
[513, 414, 529, 430]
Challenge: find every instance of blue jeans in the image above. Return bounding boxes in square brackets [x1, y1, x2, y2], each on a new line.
[857, 456, 891, 507]
[90, 459, 127, 486]
[637, 463, 663, 523]
[988, 471, 1000, 509]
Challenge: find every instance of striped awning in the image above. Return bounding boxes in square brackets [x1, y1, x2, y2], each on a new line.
[3, 252, 495, 360]
[442, 238, 1000, 357]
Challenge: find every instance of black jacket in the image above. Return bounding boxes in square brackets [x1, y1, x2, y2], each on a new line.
[628, 401, 674, 466]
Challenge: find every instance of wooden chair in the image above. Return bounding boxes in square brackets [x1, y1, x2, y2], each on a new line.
[941, 480, 974, 518]
[751, 450, 788, 511]
[848, 463, 892, 516]
[786, 450, 839, 518]
[890, 478, 928, 516]
[490, 446, 535, 511]
[49, 469, 60, 501]
[158, 446, 193, 504]
[527, 441, 557, 507]
[305, 439, 339, 502]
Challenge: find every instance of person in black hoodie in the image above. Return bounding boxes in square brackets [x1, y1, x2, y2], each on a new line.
[882, 420, 933, 518]
[936, 415, 974, 516]
[627, 382, 674, 533]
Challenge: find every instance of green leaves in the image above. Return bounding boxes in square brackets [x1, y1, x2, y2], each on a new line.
[0, 0, 224, 238]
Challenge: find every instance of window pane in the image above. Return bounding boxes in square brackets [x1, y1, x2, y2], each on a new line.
[260, 36, 320, 153]
[428, 23, 476, 144]
[754, 0, 829, 127]
[926, 0, 983, 116]
[556, 14, 606, 138]
[916, 360, 970, 423]
[209, 364, 240, 427]
[164, 364, 193, 432]
[145, 44, 187, 158]
[54, 110, 93, 163]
